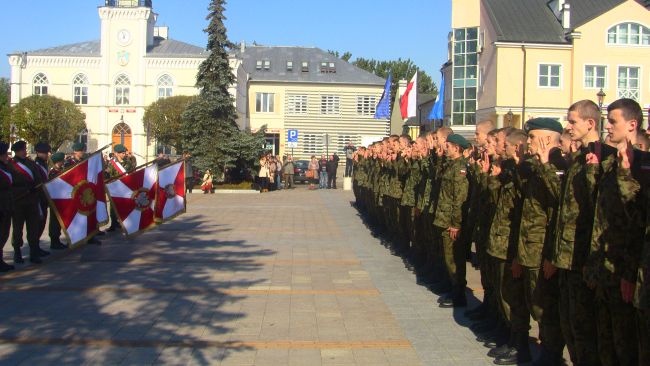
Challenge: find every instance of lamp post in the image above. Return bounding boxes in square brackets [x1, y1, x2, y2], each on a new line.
[597, 88, 606, 136]
[505, 109, 514, 127]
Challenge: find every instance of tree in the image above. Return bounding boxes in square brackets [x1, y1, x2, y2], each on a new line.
[11, 95, 86, 150]
[327, 50, 353, 62]
[0, 78, 10, 141]
[181, 0, 265, 178]
[143, 95, 195, 152]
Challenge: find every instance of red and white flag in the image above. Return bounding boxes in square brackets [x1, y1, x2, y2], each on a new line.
[400, 71, 418, 119]
[43, 151, 108, 246]
[106, 164, 158, 236]
[155, 160, 186, 223]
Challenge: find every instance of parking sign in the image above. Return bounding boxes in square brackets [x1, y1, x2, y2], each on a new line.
[287, 129, 298, 148]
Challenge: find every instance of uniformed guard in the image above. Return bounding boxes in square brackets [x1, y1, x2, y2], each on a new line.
[10, 141, 46, 264]
[33, 142, 51, 242]
[0, 142, 15, 271]
[48, 152, 67, 249]
[106, 144, 135, 232]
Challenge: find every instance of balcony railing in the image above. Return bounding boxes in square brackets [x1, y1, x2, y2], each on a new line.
[105, 0, 152, 8]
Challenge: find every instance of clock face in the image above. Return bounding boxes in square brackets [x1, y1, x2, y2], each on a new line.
[117, 29, 131, 46]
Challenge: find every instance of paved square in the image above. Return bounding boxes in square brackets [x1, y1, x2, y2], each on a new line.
[0, 187, 499, 365]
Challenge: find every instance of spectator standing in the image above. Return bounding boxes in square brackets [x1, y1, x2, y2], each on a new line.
[308, 155, 319, 190]
[326, 154, 338, 189]
[344, 142, 356, 177]
[318, 154, 328, 189]
[258, 156, 270, 192]
[268, 156, 277, 191]
[182, 151, 193, 194]
[282, 155, 295, 189]
[275, 155, 283, 190]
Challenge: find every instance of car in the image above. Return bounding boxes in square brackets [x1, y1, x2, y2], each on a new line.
[293, 160, 310, 184]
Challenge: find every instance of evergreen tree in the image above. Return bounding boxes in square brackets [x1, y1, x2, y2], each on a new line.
[181, 0, 240, 175]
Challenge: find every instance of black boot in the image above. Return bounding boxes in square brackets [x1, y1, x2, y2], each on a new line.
[0, 260, 14, 272]
[13, 249, 24, 264]
[487, 328, 514, 357]
[50, 239, 68, 250]
[494, 332, 531, 365]
[29, 250, 42, 264]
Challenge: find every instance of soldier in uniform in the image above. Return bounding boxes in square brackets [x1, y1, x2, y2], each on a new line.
[65, 142, 102, 244]
[106, 144, 135, 232]
[433, 134, 471, 308]
[48, 152, 67, 249]
[33, 142, 51, 242]
[0, 142, 15, 271]
[9, 141, 46, 264]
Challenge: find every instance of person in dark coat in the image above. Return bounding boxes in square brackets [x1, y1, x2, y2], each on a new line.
[326, 154, 338, 189]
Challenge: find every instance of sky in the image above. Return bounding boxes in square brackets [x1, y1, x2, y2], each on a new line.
[0, 0, 451, 86]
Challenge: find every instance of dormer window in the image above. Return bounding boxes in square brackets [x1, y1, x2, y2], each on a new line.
[607, 22, 650, 45]
[329, 62, 336, 73]
[301, 61, 309, 72]
[263, 60, 270, 70]
[256, 60, 262, 70]
[320, 62, 336, 74]
[286, 61, 293, 71]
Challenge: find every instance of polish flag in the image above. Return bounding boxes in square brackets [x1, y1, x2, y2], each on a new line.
[154, 160, 186, 223]
[106, 164, 158, 236]
[400, 72, 418, 119]
[43, 151, 108, 246]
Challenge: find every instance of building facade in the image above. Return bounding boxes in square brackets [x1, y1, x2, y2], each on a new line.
[446, 0, 650, 132]
[7, 0, 387, 160]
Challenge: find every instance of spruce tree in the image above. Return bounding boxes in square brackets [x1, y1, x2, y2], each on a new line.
[181, 0, 239, 175]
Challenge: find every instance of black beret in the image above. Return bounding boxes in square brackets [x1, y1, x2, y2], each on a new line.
[11, 140, 27, 152]
[34, 141, 51, 153]
[0, 142, 8, 155]
[524, 118, 564, 134]
[446, 134, 471, 149]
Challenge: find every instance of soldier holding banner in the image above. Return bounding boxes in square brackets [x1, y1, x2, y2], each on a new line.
[48, 152, 67, 250]
[34, 142, 51, 241]
[106, 144, 134, 232]
[0, 142, 14, 272]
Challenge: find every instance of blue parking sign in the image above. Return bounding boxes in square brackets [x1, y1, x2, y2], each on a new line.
[287, 129, 298, 142]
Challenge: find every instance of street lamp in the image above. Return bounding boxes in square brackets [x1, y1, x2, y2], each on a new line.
[597, 88, 606, 135]
[505, 109, 514, 127]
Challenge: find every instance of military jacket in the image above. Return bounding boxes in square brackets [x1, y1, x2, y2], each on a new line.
[428, 154, 446, 214]
[636, 181, 650, 309]
[472, 168, 493, 245]
[516, 159, 562, 268]
[64, 154, 87, 169]
[10, 156, 43, 205]
[586, 149, 648, 284]
[106, 157, 135, 179]
[34, 157, 49, 182]
[415, 158, 431, 211]
[433, 157, 469, 229]
[400, 159, 420, 207]
[385, 159, 405, 199]
[486, 158, 522, 260]
[0, 161, 13, 213]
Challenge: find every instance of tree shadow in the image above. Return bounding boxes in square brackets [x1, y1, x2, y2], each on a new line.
[0, 213, 277, 364]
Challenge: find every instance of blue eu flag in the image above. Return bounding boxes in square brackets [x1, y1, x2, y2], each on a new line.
[374, 73, 392, 119]
[428, 73, 445, 120]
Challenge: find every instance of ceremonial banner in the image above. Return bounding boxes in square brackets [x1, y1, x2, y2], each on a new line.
[154, 160, 186, 223]
[43, 151, 108, 246]
[106, 164, 158, 236]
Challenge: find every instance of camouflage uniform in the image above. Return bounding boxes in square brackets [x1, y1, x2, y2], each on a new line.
[549, 144, 606, 366]
[400, 158, 421, 263]
[433, 156, 470, 304]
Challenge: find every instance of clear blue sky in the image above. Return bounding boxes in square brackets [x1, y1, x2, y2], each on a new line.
[0, 0, 450, 86]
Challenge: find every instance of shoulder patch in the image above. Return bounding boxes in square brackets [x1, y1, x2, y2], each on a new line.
[460, 169, 466, 176]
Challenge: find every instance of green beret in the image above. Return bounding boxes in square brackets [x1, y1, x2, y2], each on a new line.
[34, 142, 51, 153]
[114, 144, 127, 153]
[72, 142, 85, 152]
[524, 117, 563, 134]
[51, 152, 65, 163]
[11, 140, 27, 152]
[446, 134, 471, 149]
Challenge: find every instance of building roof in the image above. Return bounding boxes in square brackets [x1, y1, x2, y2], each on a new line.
[235, 45, 385, 86]
[483, 0, 640, 44]
[17, 37, 207, 57]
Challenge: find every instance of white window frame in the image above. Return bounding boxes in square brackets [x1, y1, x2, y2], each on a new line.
[33, 73, 49, 96]
[583, 65, 607, 89]
[356, 96, 377, 116]
[72, 73, 89, 105]
[320, 95, 340, 115]
[607, 22, 650, 46]
[255, 92, 274, 113]
[617, 65, 641, 101]
[157, 74, 174, 99]
[286, 94, 307, 115]
[538, 63, 562, 88]
[114, 74, 131, 105]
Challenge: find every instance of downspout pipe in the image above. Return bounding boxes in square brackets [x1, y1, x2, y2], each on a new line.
[521, 44, 527, 126]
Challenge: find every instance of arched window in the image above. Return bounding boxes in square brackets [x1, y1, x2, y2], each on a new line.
[75, 128, 88, 146]
[33, 73, 49, 96]
[72, 73, 89, 105]
[114, 74, 130, 105]
[607, 22, 650, 45]
[112, 122, 132, 152]
[157, 74, 173, 99]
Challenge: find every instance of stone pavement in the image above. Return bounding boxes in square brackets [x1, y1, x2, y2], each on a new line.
[0, 186, 506, 365]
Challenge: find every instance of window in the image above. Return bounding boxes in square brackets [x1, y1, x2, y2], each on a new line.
[263, 60, 270, 70]
[617, 66, 640, 100]
[286, 61, 293, 71]
[75, 128, 88, 146]
[451, 27, 479, 125]
[255, 92, 274, 113]
[301, 61, 309, 72]
[357, 96, 377, 116]
[320, 95, 340, 115]
[608, 23, 650, 45]
[320, 62, 336, 73]
[302, 133, 321, 155]
[72, 73, 89, 105]
[114, 74, 130, 105]
[157, 74, 173, 99]
[33, 73, 49, 96]
[539, 64, 561, 87]
[286, 94, 307, 114]
[584, 65, 606, 89]
[256, 60, 262, 70]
